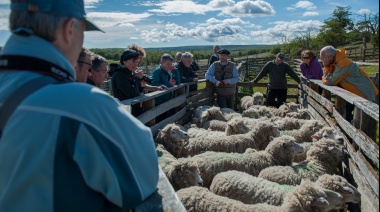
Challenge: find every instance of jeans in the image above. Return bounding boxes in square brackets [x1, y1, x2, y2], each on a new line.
[216, 94, 235, 109]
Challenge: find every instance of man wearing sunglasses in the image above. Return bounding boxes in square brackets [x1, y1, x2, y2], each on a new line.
[75, 47, 93, 82]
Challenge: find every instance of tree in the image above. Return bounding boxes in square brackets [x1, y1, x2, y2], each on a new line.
[316, 6, 354, 47]
[355, 12, 379, 47]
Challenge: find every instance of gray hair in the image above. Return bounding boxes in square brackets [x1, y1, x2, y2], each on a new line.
[321, 46, 336, 57]
[9, 0, 82, 42]
[160, 53, 174, 63]
[175, 52, 182, 57]
[181, 52, 193, 62]
[92, 54, 108, 72]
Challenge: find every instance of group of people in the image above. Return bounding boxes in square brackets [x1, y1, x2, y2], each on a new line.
[0, 0, 378, 211]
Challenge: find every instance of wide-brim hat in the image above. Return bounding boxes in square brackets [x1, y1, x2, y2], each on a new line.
[218, 48, 230, 55]
[11, 0, 104, 32]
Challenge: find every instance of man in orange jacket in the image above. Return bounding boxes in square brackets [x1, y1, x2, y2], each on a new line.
[320, 45, 378, 121]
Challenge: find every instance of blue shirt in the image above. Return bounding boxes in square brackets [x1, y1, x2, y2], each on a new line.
[205, 61, 239, 84]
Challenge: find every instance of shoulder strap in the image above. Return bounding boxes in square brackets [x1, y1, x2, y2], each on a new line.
[0, 76, 57, 137]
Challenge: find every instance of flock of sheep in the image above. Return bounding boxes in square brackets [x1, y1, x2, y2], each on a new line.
[154, 92, 361, 212]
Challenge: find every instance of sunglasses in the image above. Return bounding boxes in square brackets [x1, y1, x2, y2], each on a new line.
[78, 61, 93, 72]
[302, 57, 310, 59]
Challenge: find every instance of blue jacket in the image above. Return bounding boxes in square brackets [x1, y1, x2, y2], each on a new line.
[0, 34, 158, 211]
[149, 65, 180, 105]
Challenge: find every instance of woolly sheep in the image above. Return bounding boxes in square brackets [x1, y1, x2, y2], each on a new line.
[258, 139, 343, 185]
[220, 107, 242, 121]
[156, 144, 203, 191]
[272, 102, 300, 117]
[192, 106, 226, 127]
[274, 117, 307, 130]
[202, 119, 251, 136]
[240, 92, 265, 110]
[210, 171, 359, 208]
[280, 119, 325, 143]
[185, 135, 303, 187]
[180, 120, 281, 157]
[293, 127, 344, 163]
[155, 123, 189, 158]
[177, 180, 344, 212]
[286, 108, 311, 120]
[242, 106, 273, 119]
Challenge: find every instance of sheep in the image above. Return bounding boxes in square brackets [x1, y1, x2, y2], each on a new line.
[156, 144, 203, 191]
[272, 102, 300, 117]
[293, 127, 344, 163]
[280, 119, 325, 143]
[155, 123, 189, 158]
[220, 107, 242, 121]
[258, 139, 343, 185]
[180, 120, 281, 157]
[274, 117, 307, 130]
[202, 119, 251, 136]
[210, 171, 360, 209]
[177, 180, 344, 212]
[240, 92, 265, 110]
[192, 106, 226, 127]
[286, 108, 311, 120]
[184, 135, 303, 187]
[242, 106, 273, 119]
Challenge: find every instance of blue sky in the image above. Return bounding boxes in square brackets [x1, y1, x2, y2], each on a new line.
[0, 0, 378, 49]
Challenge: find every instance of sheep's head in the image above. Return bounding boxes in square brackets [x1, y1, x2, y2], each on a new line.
[306, 138, 343, 165]
[242, 108, 260, 118]
[301, 120, 325, 135]
[311, 127, 344, 144]
[285, 180, 329, 211]
[225, 119, 250, 136]
[156, 123, 189, 158]
[317, 174, 361, 204]
[170, 158, 203, 190]
[251, 120, 280, 147]
[252, 92, 264, 105]
[266, 135, 303, 165]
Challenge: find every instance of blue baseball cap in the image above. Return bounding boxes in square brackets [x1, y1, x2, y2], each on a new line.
[11, 0, 104, 32]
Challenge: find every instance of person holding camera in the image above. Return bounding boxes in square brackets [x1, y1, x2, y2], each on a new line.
[205, 48, 239, 109]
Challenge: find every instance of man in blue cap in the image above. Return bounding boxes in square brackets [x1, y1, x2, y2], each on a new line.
[251, 52, 301, 108]
[205, 48, 239, 109]
[0, 0, 159, 211]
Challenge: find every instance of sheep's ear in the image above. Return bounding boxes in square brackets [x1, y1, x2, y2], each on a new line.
[311, 135, 319, 140]
[341, 186, 354, 194]
[328, 146, 335, 151]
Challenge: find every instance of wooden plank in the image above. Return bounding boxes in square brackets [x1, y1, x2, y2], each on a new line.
[186, 89, 213, 103]
[137, 94, 186, 124]
[150, 107, 187, 136]
[354, 100, 379, 122]
[306, 102, 331, 127]
[187, 97, 215, 111]
[303, 83, 334, 112]
[345, 158, 379, 212]
[333, 109, 379, 169]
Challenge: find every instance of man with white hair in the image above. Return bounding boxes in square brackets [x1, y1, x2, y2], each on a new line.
[176, 52, 198, 91]
[0, 0, 159, 210]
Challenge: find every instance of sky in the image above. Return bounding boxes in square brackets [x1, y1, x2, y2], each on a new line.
[0, 0, 378, 49]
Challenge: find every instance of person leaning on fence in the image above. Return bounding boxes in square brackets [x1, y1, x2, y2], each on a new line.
[175, 52, 198, 92]
[111, 49, 166, 116]
[0, 0, 160, 211]
[205, 48, 239, 109]
[320, 45, 379, 122]
[75, 47, 93, 83]
[251, 52, 301, 108]
[300, 50, 323, 80]
[86, 54, 108, 87]
[149, 53, 181, 106]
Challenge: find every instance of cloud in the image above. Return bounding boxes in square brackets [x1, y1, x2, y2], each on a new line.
[286, 1, 316, 11]
[250, 20, 323, 44]
[357, 9, 373, 15]
[84, 0, 103, 9]
[303, 11, 319, 17]
[208, 0, 235, 8]
[223, 0, 276, 17]
[148, 0, 214, 14]
[0, 0, 9, 5]
[87, 12, 151, 28]
[0, 8, 9, 30]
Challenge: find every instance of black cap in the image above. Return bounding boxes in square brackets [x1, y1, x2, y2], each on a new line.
[218, 48, 230, 55]
[120, 49, 140, 65]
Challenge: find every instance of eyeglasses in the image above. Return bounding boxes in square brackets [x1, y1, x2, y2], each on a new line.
[77, 61, 93, 72]
[302, 57, 310, 59]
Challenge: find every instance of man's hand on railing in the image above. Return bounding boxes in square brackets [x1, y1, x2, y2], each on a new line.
[157, 85, 167, 91]
[193, 78, 198, 82]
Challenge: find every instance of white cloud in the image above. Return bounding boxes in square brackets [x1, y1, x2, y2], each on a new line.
[223, 0, 276, 17]
[84, 0, 103, 9]
[286, 1, 316, 11]
[87, 12, 151, 28]
[0, 8, 9, 30]
[148, 0, 213, 14]
[303, 11, 319, 17]
[250, 20, 323, 44]
[0, 0, 9, 5]
[357, 9, 373, 15]
[208, 0, 235, 8]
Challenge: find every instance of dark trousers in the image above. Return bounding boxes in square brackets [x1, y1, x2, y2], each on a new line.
[266, 89, 287, 108]
[346, 102, 355, 123]
[216, 94, 235, 109]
